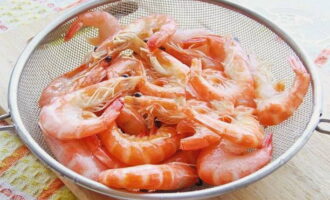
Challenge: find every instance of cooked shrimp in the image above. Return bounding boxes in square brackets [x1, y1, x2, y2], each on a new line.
[107, 56, 144, 79]
[125, 14, 176, 50]
[165, 32, 223, 70]
[99, 162, 197, 191]
[222, 37, 255, 107]
[64, 11, 121, 46]
[197, 133, 272, 185]
[139, 78, 185, 98]
[164, 150, 199, 164]
[255, 56, 310, 125]
[116, 105, 147, 135]
[100, 124, 180, 165]
[124, 96, 185, 126]
[185, 105, 264, 148]
[39, 61, 109, 107]
[44, 134, 107, 180]
[39, 77, 141, 139]
[177, 120, 220, 150]
[188, 59, 242, 103]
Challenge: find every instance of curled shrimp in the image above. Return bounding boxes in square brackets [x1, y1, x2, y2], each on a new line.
[100, 124, 180, 165]
[64, 11, 121, 46]
[39, 77, 141, 139]
[39, 60, 110, 107]
[197, 133, 272, 185]
[44, 134, 108, 180]
[125, 14, 176, 50]
[255, 56, 310, 126]
[177, 119, 220, 151]
[188, 58, 242, 103]
[185, 104, 264, 148]
[99, 162, 197, 191]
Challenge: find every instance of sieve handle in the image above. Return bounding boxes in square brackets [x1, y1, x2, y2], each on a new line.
[0, 113, 15, 131]
[316, 118, 330, 135]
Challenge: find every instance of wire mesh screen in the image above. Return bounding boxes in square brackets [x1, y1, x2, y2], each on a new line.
[15, 0, 313, 194]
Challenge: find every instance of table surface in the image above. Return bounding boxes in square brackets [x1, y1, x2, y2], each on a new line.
[1, 0, 330, 199]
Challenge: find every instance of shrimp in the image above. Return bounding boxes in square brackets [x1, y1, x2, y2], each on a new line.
[44, 134, 107, 180]
[39, 61, 110, 107]
[98, 162, 197, 191]
[255, 56, 311, 126]
[139, 78, 186, 98]
[124, 96, 185, 126]
[164, 150, 200, 164]
[39, 77, 141, 139]
[116, 105, 147, 135]
[188, 59, 242, 103]
[197, 133, 272, 185]
[185, 105, 264, 148]
[107, 56, 144, 79]
[100, 124, 180, 165]
[222, 37, 255, 107]
[165, 31, 223, 70]
[64, 11, 121, 46]
[177, 120, 220, 150]
[124, 14, 176, 50]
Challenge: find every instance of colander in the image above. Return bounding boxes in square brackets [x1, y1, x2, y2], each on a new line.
[0, 0, 329, 199]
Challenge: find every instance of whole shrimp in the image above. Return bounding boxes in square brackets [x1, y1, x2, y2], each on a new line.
[39, 60, 110, 107]
[197, 134, 272, 185]
[185, 103, 264, 148]
[188, 59, 243, 104]
[255, 56, 310, 125]
[123, 14, 177, 50]
[99, 162, 197, 191]
[39, 77, 141, 139]
[100, 124, 180, 165]
[64, 11, 121, 46]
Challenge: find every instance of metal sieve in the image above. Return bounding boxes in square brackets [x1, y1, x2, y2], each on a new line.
[0, 0, 329, 199]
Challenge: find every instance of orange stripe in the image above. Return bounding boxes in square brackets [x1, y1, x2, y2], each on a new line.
[0, 145, 29, 176]
[37, 178, 64, 200]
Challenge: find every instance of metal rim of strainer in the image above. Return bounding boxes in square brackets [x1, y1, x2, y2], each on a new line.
[6, 0, 322, 199]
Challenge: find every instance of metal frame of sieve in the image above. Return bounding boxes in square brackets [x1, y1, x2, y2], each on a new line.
[0, 0, 329, 199]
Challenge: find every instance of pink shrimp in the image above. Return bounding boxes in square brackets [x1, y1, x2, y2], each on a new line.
[64, 11, 121, 46]
[98, 162, 197, 191]
[100, 124, 180, 165]
[39, 61, 110, 107]
[197, 134, 273, 185]
[39, 77, 141, 139]
[255, 56, 311, 126]
[185, 105, 264, 148]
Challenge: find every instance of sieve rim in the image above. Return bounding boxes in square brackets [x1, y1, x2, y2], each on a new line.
[7, 0, 322, 199]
